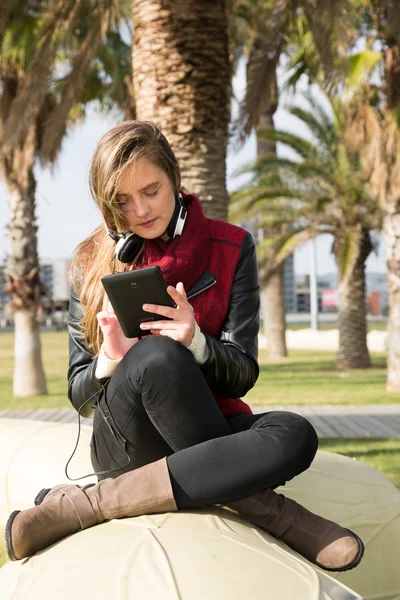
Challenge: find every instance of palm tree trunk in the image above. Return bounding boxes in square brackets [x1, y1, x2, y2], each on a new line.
[256, 72, 287, 357]
[384, 213, 400, 390]
[383, 26, 400, 390]
[5, 158, 47, 396]
[13, 311, 47, 396]
[334, 227, 372, 369]
[262, 265, 287, 358]
[131, 0, 231, 220]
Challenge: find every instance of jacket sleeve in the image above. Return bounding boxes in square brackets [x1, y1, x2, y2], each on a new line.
[67, 286, 109, 417]
[199, 231, 260, 397]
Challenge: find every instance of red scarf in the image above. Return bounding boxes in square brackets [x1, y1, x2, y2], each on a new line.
[134, 193, 211, 292]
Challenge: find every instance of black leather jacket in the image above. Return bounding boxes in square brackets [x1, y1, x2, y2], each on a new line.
[67, 231, 260, 418]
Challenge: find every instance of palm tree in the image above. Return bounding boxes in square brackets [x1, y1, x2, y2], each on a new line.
[229, 0, 363, 357]
[131, 0, 231, 220]
[285, 1, 400, 387]
[230, 0, 287, 357]
[230, 93, 381, 368]
[352, 2, 400, 390]
[0, 0, 130, 396]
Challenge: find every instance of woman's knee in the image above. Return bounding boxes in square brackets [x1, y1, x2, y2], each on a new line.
[284, 412, 318, 469]
[262, 411, 318, 468]
[121, 335, 193, 376]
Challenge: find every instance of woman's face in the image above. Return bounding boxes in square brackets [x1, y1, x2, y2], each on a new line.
[115, 158, 176, 239]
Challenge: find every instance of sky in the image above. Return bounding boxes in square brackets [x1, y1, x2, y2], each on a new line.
[0, 60, 386, 277]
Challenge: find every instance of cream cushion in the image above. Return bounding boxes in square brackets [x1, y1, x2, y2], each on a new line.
[1, 508, 362, 600]
[0, 418, 399, 599]
[0, 418, 96, 526]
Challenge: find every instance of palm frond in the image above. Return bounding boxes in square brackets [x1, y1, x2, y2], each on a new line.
[283, 31, 322, 92]
[232, 154, 298, 179]
[288, 105, 336, 150]
[346, 49, 382, 90]
[233, 0, 289, 143]
[234, 38, 281, 143]
[1, 0, 84, 153]
[0, 14, 39, 75]
[230, 187, 304, 222]
[257, 127, 320, 161]
[257, 226, 320, 284]
[303, 0, 361, 91]
[40, 0, 123, 165]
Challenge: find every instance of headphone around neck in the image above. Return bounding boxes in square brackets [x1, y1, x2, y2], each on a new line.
[105, 192, 187, 263]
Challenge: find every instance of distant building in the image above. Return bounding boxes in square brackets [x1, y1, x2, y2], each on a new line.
[283, 255, 295, 313]
[321, 288, 338, 312]
[238, 218, 295, 314]
[366, 272, 388, 314]
[40, 257, 71, 301]
[296, 288, 323, 313]
[295, 270, 388, 315]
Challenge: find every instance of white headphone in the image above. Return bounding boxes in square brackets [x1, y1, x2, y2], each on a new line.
[105, 192, 187, 263]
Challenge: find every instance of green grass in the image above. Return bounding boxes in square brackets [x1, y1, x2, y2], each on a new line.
[0, 331, 395, 408]
[319, 438, 400, 491]
[287, 321, 387, 331]
[0, 332, 71, 410]
[245, 350, 393, 406]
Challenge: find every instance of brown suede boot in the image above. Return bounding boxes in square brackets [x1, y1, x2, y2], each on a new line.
[5, 457, 177, 561]
[228, 488, 364, 572]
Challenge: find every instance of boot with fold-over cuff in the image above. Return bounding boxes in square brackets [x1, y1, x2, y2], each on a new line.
[5, 457, 177, 561]
[228, 488, 364, 572]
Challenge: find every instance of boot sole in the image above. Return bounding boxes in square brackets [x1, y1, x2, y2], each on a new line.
[315, 528, 365, 572]
[34, 488, 51, 506]
[5, 510, 20, 561]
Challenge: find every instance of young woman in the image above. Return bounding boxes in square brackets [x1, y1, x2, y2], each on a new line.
[6, 121, 364, 572]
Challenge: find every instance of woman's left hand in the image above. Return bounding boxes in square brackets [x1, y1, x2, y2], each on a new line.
[140, 282, 196, 347]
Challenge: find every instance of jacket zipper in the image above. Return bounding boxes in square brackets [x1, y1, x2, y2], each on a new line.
[187, 278, 217, 300]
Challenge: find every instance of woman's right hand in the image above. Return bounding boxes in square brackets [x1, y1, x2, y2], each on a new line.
[96, 302, 140, 360]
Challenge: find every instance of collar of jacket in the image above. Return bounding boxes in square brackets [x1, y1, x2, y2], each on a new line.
[187, 269, 217, 300]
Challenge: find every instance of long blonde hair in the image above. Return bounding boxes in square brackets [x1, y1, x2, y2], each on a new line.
[69, 121, 181, 355]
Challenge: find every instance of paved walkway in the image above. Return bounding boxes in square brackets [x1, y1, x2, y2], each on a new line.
[1, 404, 400, 438]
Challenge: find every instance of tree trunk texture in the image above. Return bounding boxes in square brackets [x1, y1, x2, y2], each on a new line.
[4, 134, 47, 396]
[334, 227, 372, 369]
[131, 0, 231, 220]
[262, 264, 287, 358]
[13, 311, 47, 396]
[256, 73, 287, 357]
[384, 212, 400, 391]
[383, 31, 400, 390]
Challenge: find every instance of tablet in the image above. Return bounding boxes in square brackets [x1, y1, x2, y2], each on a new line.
[101, 266, 175, 338]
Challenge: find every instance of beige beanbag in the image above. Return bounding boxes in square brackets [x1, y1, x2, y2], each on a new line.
[0, 418, 399, 599]
[0, 508, 362, 600]
[0, 418, 96, 526]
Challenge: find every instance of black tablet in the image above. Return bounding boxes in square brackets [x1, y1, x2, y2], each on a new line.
[101, 266, 175, 338]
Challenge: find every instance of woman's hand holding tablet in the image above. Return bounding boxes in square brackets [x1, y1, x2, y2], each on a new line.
[99, 267, 196, 356]
[141, 281, 196, 348]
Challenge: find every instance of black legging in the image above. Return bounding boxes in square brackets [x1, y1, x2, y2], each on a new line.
[90, 336, 318, 509]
